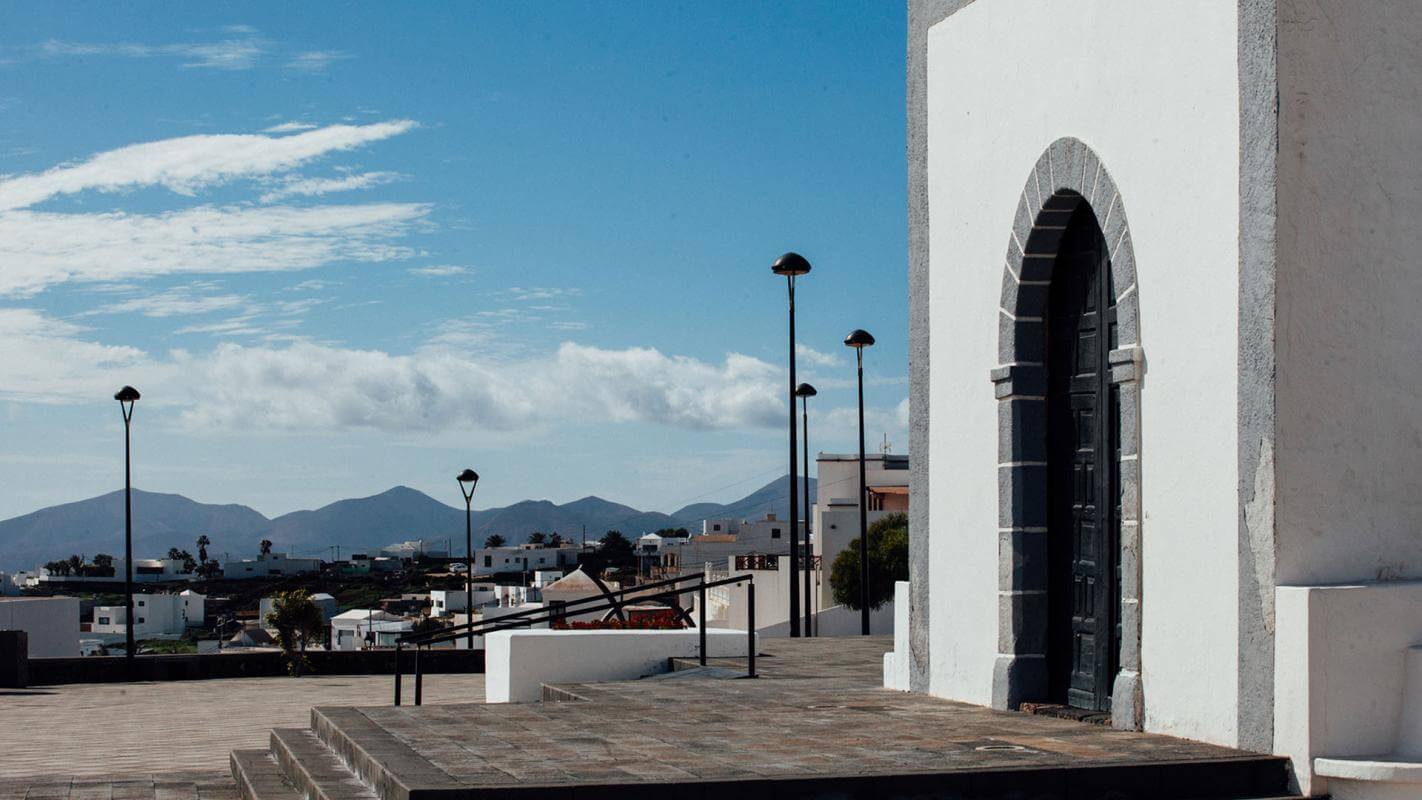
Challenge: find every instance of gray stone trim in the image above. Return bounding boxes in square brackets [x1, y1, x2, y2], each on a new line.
[907, 0, 978, 695]
[1236, 0, 1279, 755]
[993, 137, 1146, 730]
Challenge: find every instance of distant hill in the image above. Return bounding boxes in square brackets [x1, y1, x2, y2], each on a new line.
[0, 475, 816, 572]
[0, 489, 271, 573]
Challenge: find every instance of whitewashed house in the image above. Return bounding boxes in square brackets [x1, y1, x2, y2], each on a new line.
[472, 544, 579, 577]
[329, 609, 412, 650]
[91, 590, 204, 640]
[258, 593, 337, 628]
[887, 2, 1422, 797]
[220, 552, 321, 579]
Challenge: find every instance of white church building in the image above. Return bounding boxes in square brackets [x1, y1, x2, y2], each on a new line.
[886, 2, 1422, 797]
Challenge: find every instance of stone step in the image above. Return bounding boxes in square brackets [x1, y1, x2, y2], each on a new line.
[229, 749, 300, 800]
[309, 706, 465, 800]
[270, 728, 380, 800]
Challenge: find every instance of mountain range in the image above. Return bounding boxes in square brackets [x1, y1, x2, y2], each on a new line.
[0, 475, 814, 572]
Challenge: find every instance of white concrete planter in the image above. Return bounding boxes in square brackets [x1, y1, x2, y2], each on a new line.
[485, 628, 754, 703]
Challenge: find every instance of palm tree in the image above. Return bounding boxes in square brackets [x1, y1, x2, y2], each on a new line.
[547, 533, 563, 548]
[484, 534, 506, 548]
[196, 535, 210, 564]
[527, 532, 547, 546]
[259, 539, 274, 557]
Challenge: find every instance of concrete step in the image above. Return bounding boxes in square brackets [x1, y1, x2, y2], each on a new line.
[229, 749, 300, 800]
[270, 728, 379, 800]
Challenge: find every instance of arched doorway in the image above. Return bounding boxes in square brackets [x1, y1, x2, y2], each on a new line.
[992, 137, 1144, 729]
[1045, 202, 1119, 712]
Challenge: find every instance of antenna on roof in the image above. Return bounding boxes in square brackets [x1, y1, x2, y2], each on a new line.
[880, 433, 892, 455]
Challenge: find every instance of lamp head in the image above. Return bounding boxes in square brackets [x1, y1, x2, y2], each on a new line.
[457, 469, 479, 486]
[843, 329, 876, 349]
[770, 252, 811, 277]
[114, 386, 140, 403]
[794, 382, 818, 398]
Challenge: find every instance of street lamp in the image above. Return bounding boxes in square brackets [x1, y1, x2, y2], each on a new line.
[457, 468, 479, 650]
[113, 385, 140, 674]
[771, 252, 810, 637]
[794, 382, 817, 636]
[843, 329, 875, 635]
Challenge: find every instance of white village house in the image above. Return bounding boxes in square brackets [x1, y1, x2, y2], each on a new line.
[884, 2, 1422, 798]
[91, 590, 204, 640]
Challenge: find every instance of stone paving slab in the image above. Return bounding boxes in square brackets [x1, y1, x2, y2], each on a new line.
[318, 637, 1280, 794]
[0, 670, 484, 794]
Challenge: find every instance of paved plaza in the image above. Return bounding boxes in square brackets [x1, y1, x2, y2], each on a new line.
[0, 671, 485, 796]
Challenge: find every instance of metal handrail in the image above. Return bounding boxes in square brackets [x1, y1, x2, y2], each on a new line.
[393, 571, 756, 705]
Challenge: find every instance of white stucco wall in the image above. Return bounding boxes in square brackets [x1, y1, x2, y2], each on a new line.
[1274, 1, 1422, 586]
[485, 628, 754, 702]
[925, 0, 1241, 745]
[0, 597, 79, 658]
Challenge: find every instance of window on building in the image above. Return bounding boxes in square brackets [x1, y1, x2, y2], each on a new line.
[137, 617, 145, 624]
[771, 528, 782, 538]
[98, 617, 110, 625]
[713, 524, 721, 531]
[137, 599, 145, 606]
[484, 556, 492, 567]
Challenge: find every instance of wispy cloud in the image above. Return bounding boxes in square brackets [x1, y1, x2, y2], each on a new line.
[0, 120, 417, 210]
[285, 50, 351, 73]
[407, 265, 470, 277]
[0, 202, 431, 296]
[506, 287, 581, 302]
[84, 284, 249, 318]
[39, 36, 268, 71]
[259, 171, 402, 203]
[263, 121, 318, 134]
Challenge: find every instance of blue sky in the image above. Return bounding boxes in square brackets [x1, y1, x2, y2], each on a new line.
[0, 2, 908, 521]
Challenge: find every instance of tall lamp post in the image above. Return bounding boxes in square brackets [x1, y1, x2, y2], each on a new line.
[457, 469, 479, 650]
[794, 382, 817, 636]
[771, 252, 811, 637]
[844, 330, 875, 635]
[113, 385, 140, 674]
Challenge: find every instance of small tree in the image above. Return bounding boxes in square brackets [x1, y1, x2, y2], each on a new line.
[829, 512, 909, 612]
[547, 533, 563, 548]
[484, 534, 506, 548]
[168, 548, 197, 572]
[196, 535, 211, 564]
[264, 590, 325, 676]
[67, 554, 84, 575]
[92, 553, 115, 577]
[527, 531, 547, 546]
[259, 539, 274, 557]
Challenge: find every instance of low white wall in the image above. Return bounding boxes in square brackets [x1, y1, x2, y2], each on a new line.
[485, 628, 755, 703]
[0, 597, 78, 658]
[1275, 581, 1422, 795]
[884, 581, 911, 691]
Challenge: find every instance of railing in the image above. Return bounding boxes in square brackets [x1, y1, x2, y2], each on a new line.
[392, 570, 756, 705]
[733, 553, 821, 571]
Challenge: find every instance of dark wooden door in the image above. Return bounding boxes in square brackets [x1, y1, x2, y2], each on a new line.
[1046, 204, 1119, 712]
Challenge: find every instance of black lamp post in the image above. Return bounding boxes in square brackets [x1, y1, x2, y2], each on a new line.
[771, 252, 811, 637]
[457, 469, 479, 650]
[844, 329, 875, 635]
[795, 382, 817, 636]
[113, 385, 140, 673]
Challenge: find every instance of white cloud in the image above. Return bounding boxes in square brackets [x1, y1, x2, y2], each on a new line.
[0, 202, 430, 296]
[286, 50, 351, 73]
[795, 343, 840, 367]
[0, 310, 782, 433]
[407, 265, 470, 277]
[172, 341, 781, 433]
[39, 37, 268, 71]
[259, 171, 402, 203]
[0, 120, 417, 211]
[816, 398, 911, 452]
[0, 309, 154, 403]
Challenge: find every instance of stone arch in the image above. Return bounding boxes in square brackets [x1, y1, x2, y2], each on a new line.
[990, 137, 1144, 730]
